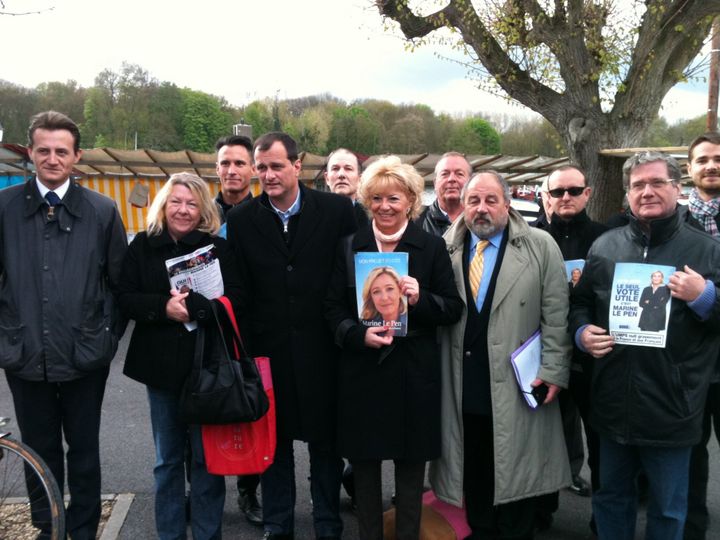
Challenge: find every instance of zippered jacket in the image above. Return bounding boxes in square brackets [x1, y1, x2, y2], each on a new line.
[569, 210, 720, 446]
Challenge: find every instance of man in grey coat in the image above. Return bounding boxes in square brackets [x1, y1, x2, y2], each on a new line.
[0, 111, 127, 539]
[430, 171, 571, 540]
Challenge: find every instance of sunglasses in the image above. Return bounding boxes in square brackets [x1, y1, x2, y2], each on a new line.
[548, 186, 586, 198]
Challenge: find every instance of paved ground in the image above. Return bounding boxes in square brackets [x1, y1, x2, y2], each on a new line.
[1, 325, 719, 539]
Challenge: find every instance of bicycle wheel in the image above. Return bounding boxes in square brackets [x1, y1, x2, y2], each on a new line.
[0, 436, 65, 540]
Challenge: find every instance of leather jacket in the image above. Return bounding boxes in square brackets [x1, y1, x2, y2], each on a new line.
[569, 211, 720, 446]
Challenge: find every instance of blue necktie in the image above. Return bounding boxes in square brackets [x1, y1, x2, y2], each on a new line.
[45, 191, 61, 219]
[45, 191, 61, 207]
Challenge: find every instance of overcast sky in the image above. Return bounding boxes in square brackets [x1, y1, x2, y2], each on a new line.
[1, 0, 711, 124]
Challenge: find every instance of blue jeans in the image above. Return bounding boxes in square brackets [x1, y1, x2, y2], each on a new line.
[593, 436, 691, 540]
[261, 436, 344, 536]
[147, 386, 226, 540]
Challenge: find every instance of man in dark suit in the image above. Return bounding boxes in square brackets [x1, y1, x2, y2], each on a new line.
[324, 147, 369, 228]
[226, 132, 357, 540]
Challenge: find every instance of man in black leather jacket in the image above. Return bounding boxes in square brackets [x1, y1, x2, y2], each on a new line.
[570, 151, 720, 540]
[416, 152, 471, 236]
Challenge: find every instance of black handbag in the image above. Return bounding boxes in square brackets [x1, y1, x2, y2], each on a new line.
[180, 297, 269, 425]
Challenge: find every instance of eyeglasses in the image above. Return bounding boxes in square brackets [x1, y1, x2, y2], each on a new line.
[627, 179, 675, 193]
[547, 186, 586, 198]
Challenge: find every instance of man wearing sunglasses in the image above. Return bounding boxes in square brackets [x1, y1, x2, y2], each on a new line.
[534, 165, 607, 535]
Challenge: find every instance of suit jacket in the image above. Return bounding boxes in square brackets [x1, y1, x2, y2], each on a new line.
[226, 183, 357, 442]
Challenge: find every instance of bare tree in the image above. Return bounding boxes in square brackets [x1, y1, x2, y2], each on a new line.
[376, 0, 719, 219]
[0, 1, 54, 16]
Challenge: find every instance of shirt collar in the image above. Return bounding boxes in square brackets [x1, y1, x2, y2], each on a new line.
[269, 188, 302, 224]
[36, 178, 70, 200]
[469, 228, 504, 252]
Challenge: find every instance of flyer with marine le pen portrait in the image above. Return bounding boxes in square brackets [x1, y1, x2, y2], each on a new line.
[354, 252, 409, 337]
[608, 262, 675, 348]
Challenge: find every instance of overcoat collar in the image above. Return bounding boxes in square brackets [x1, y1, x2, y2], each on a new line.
[254, 183, 321, 258]
[147, 228, 207, 248]
[445, 208, 530, 313]
[23, 177, 83, 233]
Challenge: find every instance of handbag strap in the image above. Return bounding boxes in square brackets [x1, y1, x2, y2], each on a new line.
[216, 296, 251, 358]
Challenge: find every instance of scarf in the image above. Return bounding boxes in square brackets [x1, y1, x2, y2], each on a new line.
[372, 219, 409, 251]
[688, 189, 720, 237]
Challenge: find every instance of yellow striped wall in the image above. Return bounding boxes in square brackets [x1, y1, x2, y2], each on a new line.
[76, 176, 222, 235]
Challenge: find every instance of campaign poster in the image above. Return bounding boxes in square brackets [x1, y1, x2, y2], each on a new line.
[609, 262, 675, 348]
[354, 252, 409, 337]
[565, 259, 585, 290]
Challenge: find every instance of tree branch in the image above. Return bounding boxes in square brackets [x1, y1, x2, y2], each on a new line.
[376, 0, 565, 121]
[613, 0, 720, 123]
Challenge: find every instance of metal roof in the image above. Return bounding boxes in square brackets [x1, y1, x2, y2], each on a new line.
[4, 144, 690, 185]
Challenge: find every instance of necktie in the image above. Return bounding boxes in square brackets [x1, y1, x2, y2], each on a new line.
[469, 240, 489, 303]
[45, 192, 62, 218]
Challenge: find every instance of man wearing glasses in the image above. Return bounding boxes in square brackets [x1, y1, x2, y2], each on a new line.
[569, 151, 720, 540]
[534, 165, 607, 533]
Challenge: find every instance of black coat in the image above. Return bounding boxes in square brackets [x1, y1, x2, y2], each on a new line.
[535, 209, 608, 261]
[570, 211, 720, 446]
[227, 184, 357, 443]
[325, 222, 463, 460]
[638, 285, 671, 331]
[118, 230, 238, 393]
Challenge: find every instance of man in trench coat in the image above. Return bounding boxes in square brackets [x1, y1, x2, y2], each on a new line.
[429, 171, 571, 540]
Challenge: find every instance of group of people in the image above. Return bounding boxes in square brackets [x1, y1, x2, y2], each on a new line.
[0, 109, 719, 540]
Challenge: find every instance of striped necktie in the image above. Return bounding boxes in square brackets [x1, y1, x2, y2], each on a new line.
[469, 240, 489, 303]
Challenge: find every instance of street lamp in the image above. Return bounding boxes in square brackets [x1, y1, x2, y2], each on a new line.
[0, 121, 4, 143]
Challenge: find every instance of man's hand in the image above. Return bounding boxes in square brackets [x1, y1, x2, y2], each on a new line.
[531, 378, 561, 404]
[166, 289, 190, 322]
[668, 265, 706, 302]
[364, 325, 394, 348]
[580, 324, 614, 358]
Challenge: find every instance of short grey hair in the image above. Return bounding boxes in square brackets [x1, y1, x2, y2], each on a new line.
[461, 170, 512, 203]
[622, 151, 682, 188]
[434, 151, 472, 177]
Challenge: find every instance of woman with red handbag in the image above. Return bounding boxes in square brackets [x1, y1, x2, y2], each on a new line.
[117, 172, 239, 540]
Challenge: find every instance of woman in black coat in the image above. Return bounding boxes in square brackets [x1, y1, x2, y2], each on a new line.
[118, 172, 237, 540]
[326, 156, 463, 540]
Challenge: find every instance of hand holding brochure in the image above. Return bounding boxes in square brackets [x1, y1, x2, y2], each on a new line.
[354, 252, 409, 337]
[165, 244, 224, 331]
[510, 330, 543, 409]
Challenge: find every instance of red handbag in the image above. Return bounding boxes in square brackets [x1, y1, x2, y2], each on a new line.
[202, 297, 276, 475]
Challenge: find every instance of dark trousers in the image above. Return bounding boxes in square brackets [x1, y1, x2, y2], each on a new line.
[237, 474, 260, 494]
[6, 368, 109, 540]
[351, 459, 425, 540]
[568, 368, 600, 491]
[463, 413, 536, 540]
[684, 382, 720, 540]
[260, 436, 344, 537]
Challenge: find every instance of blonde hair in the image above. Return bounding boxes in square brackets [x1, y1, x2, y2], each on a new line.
[358, 155, 424, 220]
[360, 266, 407, 320]
[146, 172, 221, 236]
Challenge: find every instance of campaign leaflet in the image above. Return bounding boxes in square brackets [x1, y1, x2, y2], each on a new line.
[609, 262, 675, 348]
[354, 252, 409, 337]
[565, 259, 585, 290]
[165, 244, 224, 331]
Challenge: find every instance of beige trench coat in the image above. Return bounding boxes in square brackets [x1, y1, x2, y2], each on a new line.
[429, 209, 572, 506]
